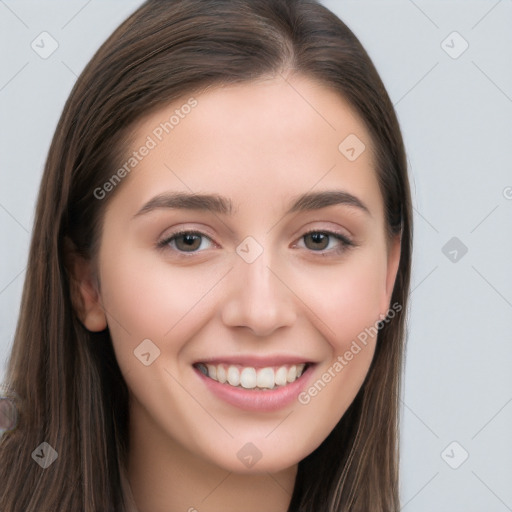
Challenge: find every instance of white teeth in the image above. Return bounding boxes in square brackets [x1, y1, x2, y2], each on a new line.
[206, 364, 217, 380]
[287, 365, 297, 383]
[217, 365, 227, 384]
[227, 365, 240, 386]
[198, 362, 308, 389]
[275, 366, 288, 386]
[256, 368, 275, 389]
[240, 367, 257, 389]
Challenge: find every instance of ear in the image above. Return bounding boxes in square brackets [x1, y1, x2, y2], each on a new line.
[380, 231, 401, 316]
[64, 238, 107, 332]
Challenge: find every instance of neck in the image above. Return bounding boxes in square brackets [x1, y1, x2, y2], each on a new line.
[126, 399, 297, 512]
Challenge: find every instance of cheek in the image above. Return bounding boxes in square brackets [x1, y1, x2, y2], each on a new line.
[98, 247, 224, 340]
[286, 248, 385, 413]
[326, 269, 381, 338]
[291, 251, 386, 350]
[287, 262, 384, 450]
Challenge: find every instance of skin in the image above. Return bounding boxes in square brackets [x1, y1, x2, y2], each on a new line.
[74, 73, 400, 512]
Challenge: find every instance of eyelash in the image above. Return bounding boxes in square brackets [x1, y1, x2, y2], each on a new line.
[299, 229, 355, 254]
[157, 229, 356, 256]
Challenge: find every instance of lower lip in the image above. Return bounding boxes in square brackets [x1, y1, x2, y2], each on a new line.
[195, 365, 314, 412]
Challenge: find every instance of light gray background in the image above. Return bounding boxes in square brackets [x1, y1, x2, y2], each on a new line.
[1, 1, 511, 510]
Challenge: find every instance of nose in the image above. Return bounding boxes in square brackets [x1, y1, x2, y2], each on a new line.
[220, 248, 297, 337]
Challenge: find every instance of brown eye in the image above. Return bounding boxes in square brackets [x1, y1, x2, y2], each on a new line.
[303, 232, 330, 250]
[175, 233, 202, 251]
[298, 230, 354, 254]
[159, 231, 214, 253]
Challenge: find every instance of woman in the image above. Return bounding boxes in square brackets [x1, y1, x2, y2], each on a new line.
[0, 0, 412, 510]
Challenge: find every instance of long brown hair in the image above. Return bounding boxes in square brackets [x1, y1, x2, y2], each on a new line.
[0, 1, 412, 510]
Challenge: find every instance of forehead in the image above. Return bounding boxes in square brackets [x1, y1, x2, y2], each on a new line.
[109, 74, 384, 221]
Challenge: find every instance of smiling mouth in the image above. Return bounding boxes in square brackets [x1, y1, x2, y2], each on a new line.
[194, 362, 310, 390]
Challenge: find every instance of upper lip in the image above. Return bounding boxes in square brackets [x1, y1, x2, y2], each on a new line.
[194, 355, 314, 368]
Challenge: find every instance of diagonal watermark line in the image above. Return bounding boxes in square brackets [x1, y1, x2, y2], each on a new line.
[61, 0, 92, 29]
[0, 267, 26, 296]
[0, 203, 29, 233]
[0, 62, 29, 92]
[61, 60, 78, 78]
[100, 302, 132, 336]
[200, 471, 232, 503]
[400, 472, 439, 510]
[470, 204, 499, 233]
[265, 411, 294, 438]
[394, 62, 439, 107]
[279, 72, 336, 131]
[0, 0, 29, 29]
[472, 61, 512, 104]
[266, 266, 336, 337]
[408, 0, 439, 29]
[265, 472, 293, 497]
[471, 0, 503, 30]
[409, 265, 438, 295]
[472, 471, 512, 511]
[400, 398, 439, 438]
[413, 206, 439, 233]
[164, 163, 193, 192]
[266, 164, 336, 234]
[72, 276, 132, 336]
[164, 267, 234, 337]
[472, 265, 512, 309]
[163, 163, 233, 234]
[163, 367, 234, 438]
[472, 396, 512, 439]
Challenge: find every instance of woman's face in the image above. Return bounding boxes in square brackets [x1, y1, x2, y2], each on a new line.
[86, 74, 400, 474]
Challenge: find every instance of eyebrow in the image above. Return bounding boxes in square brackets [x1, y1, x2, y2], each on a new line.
[133, 190, 370, 218]
[289, 190, 371, 216]
[134, 193, 233, 217]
